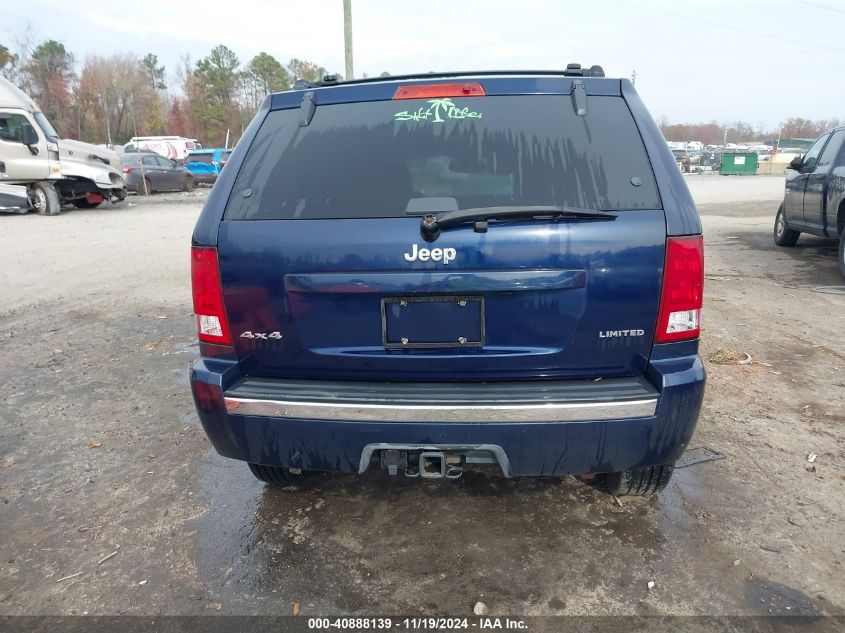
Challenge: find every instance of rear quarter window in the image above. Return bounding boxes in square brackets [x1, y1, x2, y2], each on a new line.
[225, 94, 661, 220]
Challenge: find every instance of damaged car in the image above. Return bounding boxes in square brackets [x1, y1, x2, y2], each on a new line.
[0, 77, 125, 215]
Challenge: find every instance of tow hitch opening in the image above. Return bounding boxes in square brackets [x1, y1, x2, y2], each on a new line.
[373, 446, 506, 479]
[421, 452, 445, 478]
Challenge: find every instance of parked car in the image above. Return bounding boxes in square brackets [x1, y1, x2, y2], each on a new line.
[121, 153, 194, 195]
[184, 148, 232, 185]
[0, 77, 125, 215]
[774, 126, 845, 278]
[672, 149, 691, 172]
[189, 66, 705, 496]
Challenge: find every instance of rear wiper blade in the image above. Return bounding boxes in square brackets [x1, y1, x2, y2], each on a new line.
[419, 205, 617, 238]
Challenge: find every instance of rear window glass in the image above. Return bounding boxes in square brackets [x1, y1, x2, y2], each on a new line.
[224, 95, 660, 221]
[189, 154, 213, 164]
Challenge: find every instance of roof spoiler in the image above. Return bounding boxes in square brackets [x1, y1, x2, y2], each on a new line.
[289, 65, 607, 92]
[562, 63, 605, 77]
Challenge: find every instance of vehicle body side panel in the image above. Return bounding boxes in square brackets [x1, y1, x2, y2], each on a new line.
[192, 96, 272, 246]
[784, 166, 808, 228]
[621, 80, 700, 236]
[824, 135, 845, 237]
[827, 168, 845, 238]
[803, 168, 828, 230]
[57, 154, 122, 190]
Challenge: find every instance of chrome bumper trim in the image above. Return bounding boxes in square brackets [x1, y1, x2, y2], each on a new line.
[223, 396, 658, 423]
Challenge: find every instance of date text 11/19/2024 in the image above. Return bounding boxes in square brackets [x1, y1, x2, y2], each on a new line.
[307, 616, 529, 630]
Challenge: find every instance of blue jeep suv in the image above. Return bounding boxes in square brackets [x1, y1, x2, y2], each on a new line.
[189, 66, 705, 496]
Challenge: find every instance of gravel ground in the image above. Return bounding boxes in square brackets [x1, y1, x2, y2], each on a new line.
[685, 173, 785, 205]
[0, 178, 843, 620]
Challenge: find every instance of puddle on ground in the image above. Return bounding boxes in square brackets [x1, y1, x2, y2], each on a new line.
[187, 454, 678, 612]
[744, 576, 828, 616]
[729, 232, 841, 287]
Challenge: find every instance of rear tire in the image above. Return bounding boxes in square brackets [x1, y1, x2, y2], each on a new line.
[31, 182, 61, 215]
[774, 204, 800, 246]
[248, 463, 308, 486]
[595, 463, 675, 496]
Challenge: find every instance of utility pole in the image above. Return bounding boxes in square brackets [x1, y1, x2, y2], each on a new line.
[343, 0, 354, 80]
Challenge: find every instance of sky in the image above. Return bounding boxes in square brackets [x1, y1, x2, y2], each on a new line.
[2, 0, 844, 129]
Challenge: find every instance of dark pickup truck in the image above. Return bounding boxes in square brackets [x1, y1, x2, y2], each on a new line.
[774, 126, 845, 277]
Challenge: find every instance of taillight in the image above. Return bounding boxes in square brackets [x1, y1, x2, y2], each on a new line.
[122, 167, 133, 174]
[655, 236, 703, 343]
[191, 247, 232, 345]
[393, 82, 485, 100]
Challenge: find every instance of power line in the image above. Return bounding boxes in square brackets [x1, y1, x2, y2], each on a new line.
[607, 0, 845, 54]
[795, 0, 845, 15]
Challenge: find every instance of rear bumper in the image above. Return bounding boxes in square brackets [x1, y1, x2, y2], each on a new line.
[223, 375, 658, 423]
[190, 342, 705, 476]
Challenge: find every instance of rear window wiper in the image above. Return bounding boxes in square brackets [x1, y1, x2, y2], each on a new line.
[417, 205, 617, 238]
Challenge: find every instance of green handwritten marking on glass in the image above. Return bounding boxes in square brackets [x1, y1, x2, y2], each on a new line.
[394, 98, 483, 123]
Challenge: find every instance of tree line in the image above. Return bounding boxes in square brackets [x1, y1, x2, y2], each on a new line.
[659, 117, 842, 145]
[2, 38, 839, 148]
[1, 38, 333, 147]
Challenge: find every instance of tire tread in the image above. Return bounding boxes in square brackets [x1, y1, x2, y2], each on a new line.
[598, 463, 674, 496]
[248, 463, 294, 485]
[774, 204, 800, 247]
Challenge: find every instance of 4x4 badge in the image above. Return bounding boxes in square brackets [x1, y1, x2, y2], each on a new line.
[240, 331, 282, 340]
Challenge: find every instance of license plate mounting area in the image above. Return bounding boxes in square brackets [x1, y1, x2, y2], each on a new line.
[381, 295, 484, 349]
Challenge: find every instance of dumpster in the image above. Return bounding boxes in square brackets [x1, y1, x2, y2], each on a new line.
[719, 152, 758, 175]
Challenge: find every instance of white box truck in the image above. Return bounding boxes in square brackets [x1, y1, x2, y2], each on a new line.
[124, 136, 202, 162]
[0, 77, 125, 215]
